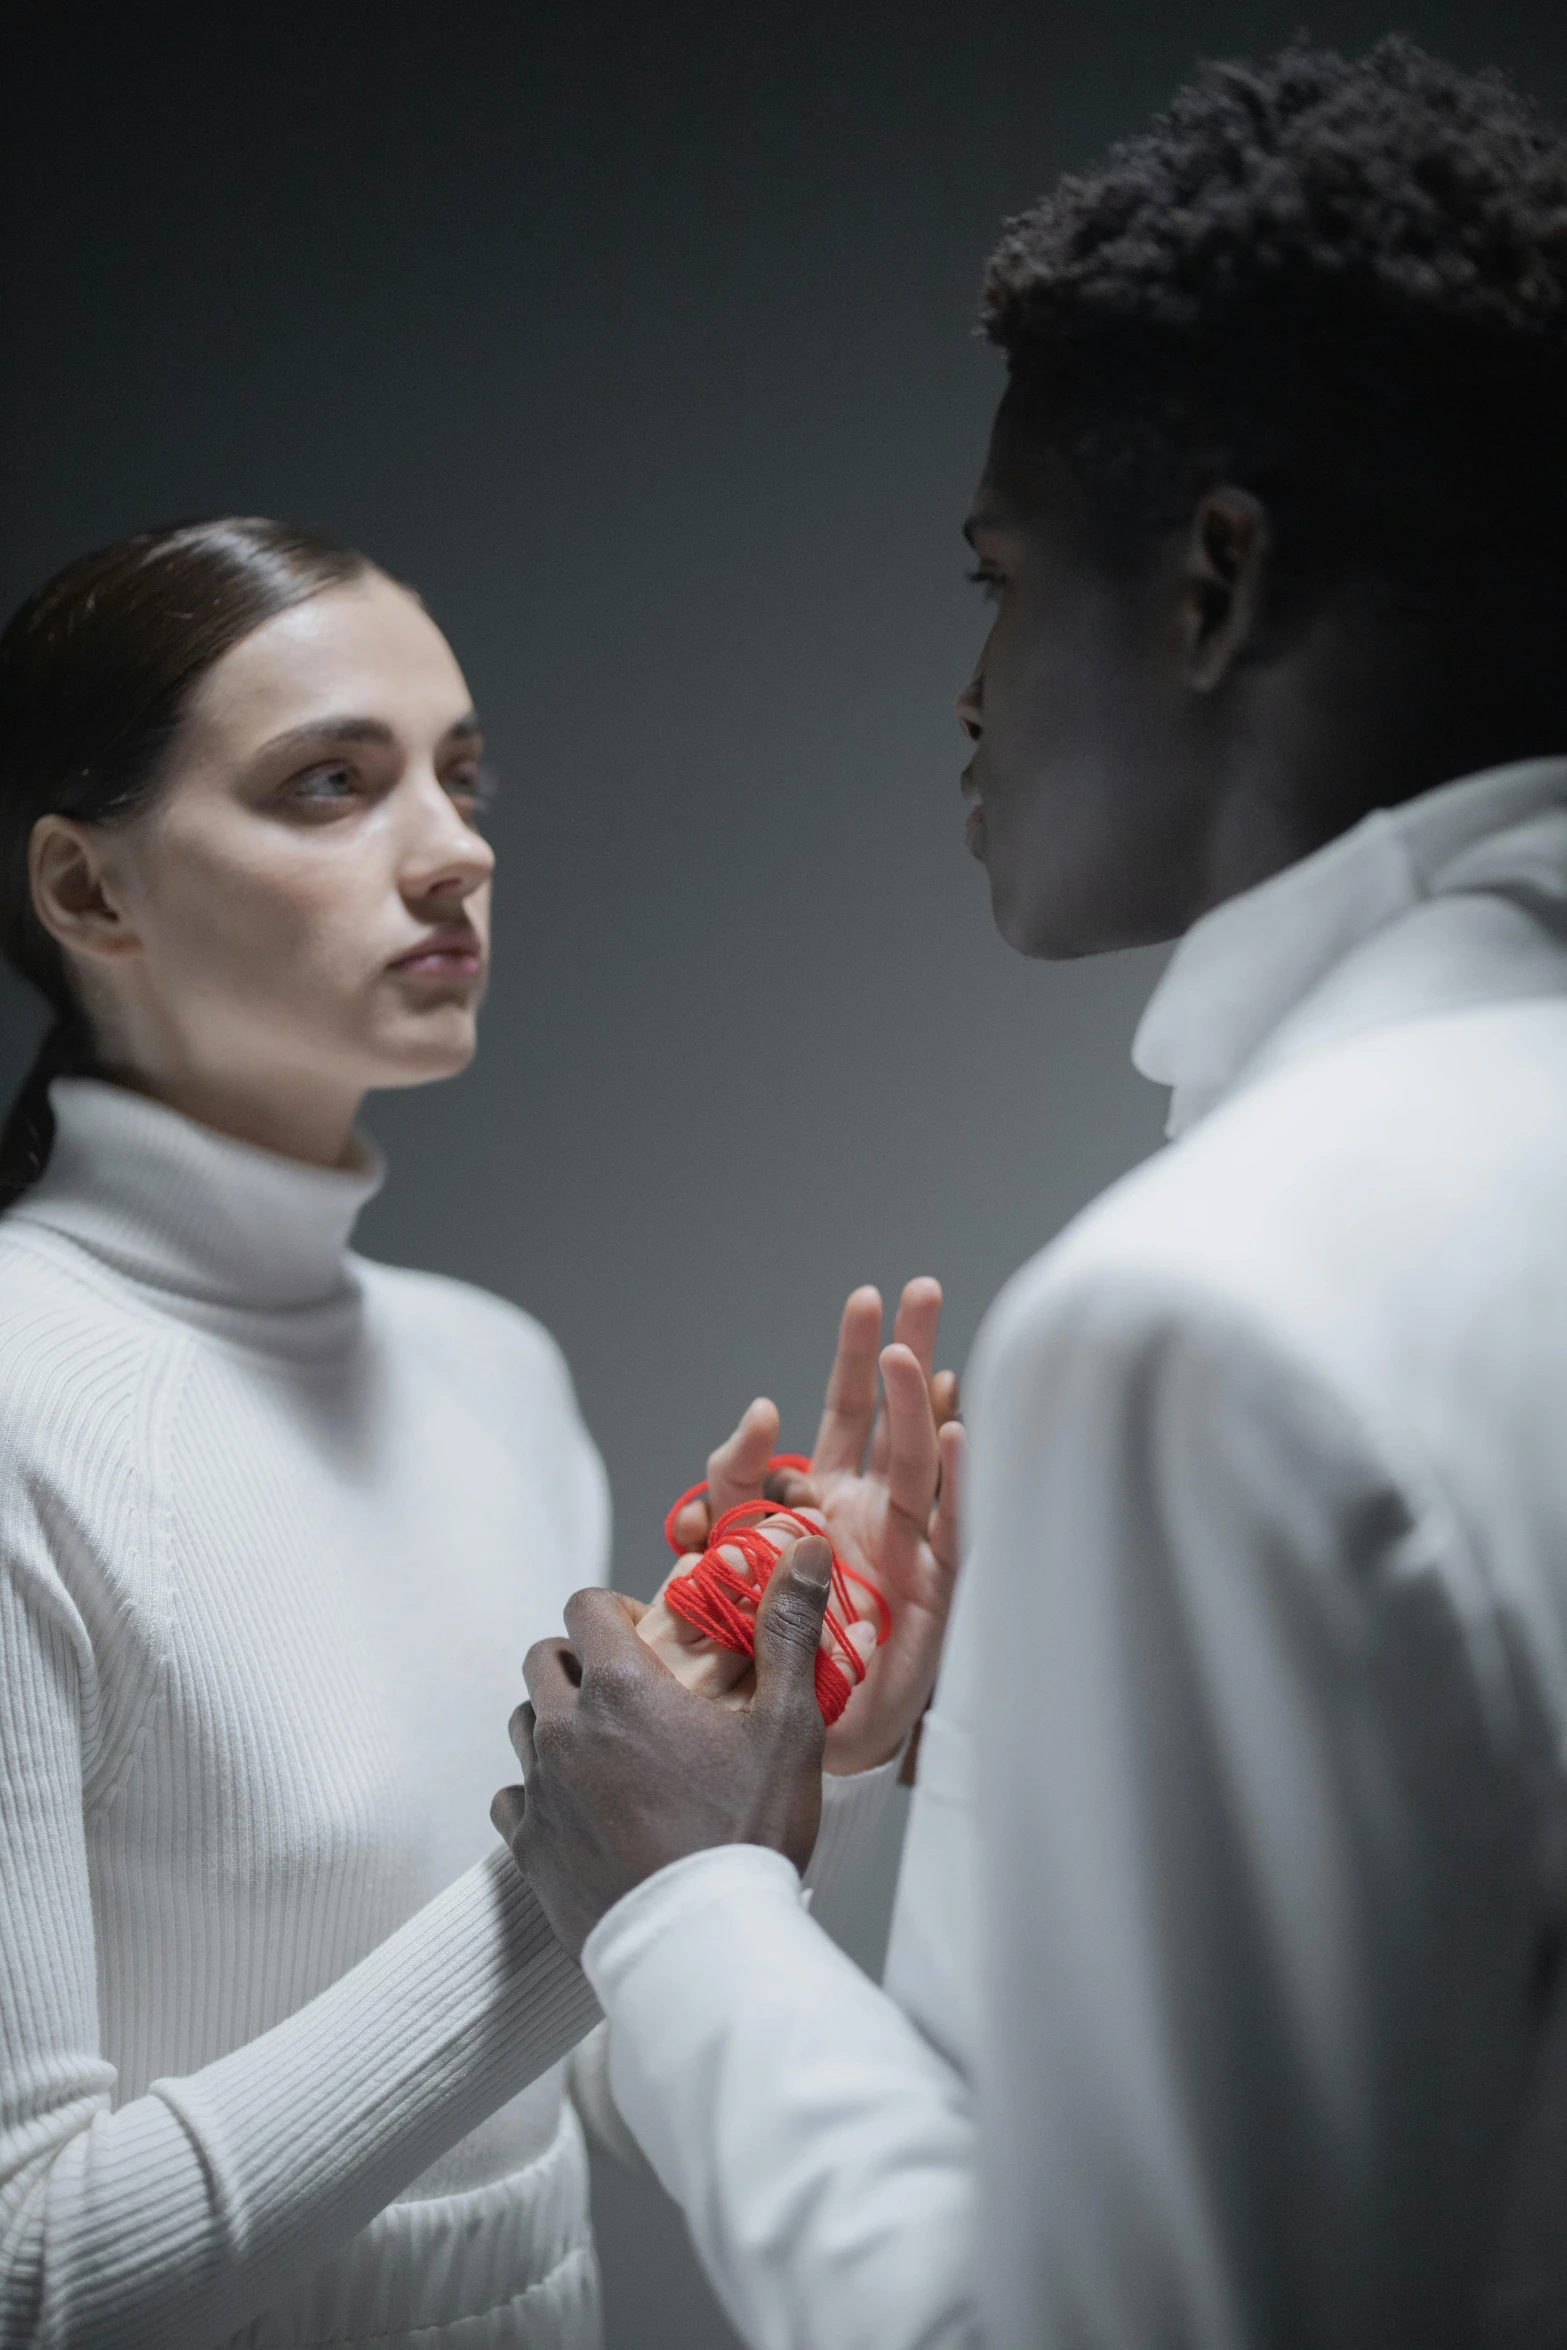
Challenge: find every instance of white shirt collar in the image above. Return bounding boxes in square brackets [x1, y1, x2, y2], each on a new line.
[1133, 757, 1567, 1138]
[16, 1078, 385, 1312]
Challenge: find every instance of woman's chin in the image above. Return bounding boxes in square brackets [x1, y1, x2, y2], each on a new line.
[368, 1012, 481, 1089]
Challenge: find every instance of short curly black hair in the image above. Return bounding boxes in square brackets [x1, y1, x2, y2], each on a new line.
[983, 37, 1567, 587]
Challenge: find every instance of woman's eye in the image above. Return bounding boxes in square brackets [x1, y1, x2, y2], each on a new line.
[286, 762, 358, 808]
[445, 763, 495, 820]
[967, 563, 1005, 603]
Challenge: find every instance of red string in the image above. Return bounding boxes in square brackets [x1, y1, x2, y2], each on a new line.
[661, 1453, 890, 1726]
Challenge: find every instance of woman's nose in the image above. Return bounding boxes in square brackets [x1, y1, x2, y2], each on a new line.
[401, 773, 495, 901]
[956, 666, 984, 743]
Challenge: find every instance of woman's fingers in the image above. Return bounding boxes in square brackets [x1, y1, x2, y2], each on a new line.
[810, 1286, 883, 1476]
[892, 1277, 943, 1378]
[762, 1461, 821, 1510]
[638, 1594, 757, 1695]
[879, 1341, 942, 1527]
[928, 1418, 966, 1574]
[868, 1279, 944, 1476]
[669, 1395, 780, 1547]
[667, 1498, 711, 1551]
[714, 1508, 825, 1585]
[931, 1367, 961, 1432]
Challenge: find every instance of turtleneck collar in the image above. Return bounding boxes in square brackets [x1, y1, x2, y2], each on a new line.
[14, 1079, 385, 1313]
[1132, 756, 1567, 1139]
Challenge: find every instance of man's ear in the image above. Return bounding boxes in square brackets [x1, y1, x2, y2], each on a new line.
[1179, 486, 1272, 692]
[29, 816, 141, 963]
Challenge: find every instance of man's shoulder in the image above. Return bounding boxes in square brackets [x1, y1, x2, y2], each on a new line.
[986, 995, 1567, 1393]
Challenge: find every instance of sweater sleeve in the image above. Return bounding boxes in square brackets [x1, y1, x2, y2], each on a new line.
[0, 1544, 600, 2350]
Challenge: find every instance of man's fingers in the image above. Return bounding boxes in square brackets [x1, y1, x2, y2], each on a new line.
[521, 1640, 582, 1720]
[879, 1341, 941, 1526]
[751, 1534, 833, 1717]
[562, 1584, 673, 1678]
[491, 1782, 526, 1845]
[507, 1699, 539, 1774]
[811, 1286, 882, 1476]
[705, 1395, 781, 1520]
[929, 1419, 966, 1575]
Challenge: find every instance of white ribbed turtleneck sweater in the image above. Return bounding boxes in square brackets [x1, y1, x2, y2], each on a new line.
[0, 1080, 615, 2349]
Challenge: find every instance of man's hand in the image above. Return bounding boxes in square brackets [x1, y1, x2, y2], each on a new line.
[491, 1536, 834, 1960]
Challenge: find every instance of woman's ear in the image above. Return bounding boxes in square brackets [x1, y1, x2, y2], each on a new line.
[29, 816, 140, 963]
[1179, 485, 1272, 692]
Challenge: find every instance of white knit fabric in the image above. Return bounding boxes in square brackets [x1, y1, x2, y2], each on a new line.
[0, 1080, 611, 2350]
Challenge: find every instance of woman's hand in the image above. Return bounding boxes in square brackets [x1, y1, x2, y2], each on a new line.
[805, 1280, 964, 1774]
[634, 1520, 813, 1704]
[651, 1279, 965, 1774]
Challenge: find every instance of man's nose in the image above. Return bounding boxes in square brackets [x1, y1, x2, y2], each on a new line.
[956, 667, 984, 743]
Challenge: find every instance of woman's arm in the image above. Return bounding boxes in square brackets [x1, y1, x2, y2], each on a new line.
[0, 1550, 599, 2350]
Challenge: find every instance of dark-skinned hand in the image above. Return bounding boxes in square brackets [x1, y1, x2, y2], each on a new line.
[490, 1533, 833, 1961]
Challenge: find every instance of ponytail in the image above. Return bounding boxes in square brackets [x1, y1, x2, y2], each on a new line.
[0, 1011, 97, 1211]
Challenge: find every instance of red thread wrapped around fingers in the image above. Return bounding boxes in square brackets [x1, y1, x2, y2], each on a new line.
[662, 1456, 890, 1725]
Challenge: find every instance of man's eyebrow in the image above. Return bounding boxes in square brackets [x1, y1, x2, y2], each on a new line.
[256, 711, 483, 758]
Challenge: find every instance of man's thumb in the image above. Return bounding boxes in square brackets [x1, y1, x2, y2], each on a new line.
[753, 1535, 833, 1709]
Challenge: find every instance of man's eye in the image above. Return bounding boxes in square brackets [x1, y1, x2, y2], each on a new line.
[967, 564, 1005, 602]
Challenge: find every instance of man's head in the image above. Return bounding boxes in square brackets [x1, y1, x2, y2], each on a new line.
[962, 38, 1567, 957]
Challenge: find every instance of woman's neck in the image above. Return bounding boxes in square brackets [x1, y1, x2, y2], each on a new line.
[98, 1057, 362, 1170]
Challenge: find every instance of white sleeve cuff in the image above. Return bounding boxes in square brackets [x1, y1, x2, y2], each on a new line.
[583, 1842, 802, 1997]
[581, 1741, 905, 1995]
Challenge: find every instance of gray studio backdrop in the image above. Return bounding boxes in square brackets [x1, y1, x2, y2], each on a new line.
[4, 1, 1565, 2340]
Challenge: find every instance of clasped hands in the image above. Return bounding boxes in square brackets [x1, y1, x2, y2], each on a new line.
[491, 1279, 964, 1959]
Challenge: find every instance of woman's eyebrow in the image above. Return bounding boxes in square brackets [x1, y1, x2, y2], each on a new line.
[256, 711, 483, 758]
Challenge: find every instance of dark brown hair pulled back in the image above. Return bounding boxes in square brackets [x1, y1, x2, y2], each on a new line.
[0, 518, 371, 1207]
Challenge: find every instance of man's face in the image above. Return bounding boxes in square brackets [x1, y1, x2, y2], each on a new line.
[958, 400, 1209, 958]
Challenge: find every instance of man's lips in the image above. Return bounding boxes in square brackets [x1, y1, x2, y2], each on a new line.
[388, 930, 484, 977]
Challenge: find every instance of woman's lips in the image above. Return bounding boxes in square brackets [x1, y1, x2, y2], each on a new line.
[388, 933, 483, 978]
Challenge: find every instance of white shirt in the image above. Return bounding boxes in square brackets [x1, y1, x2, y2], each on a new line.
[582, 756, 1567, 2350]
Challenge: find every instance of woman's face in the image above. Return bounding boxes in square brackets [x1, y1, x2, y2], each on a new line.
[47, 571, 495, 1160]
